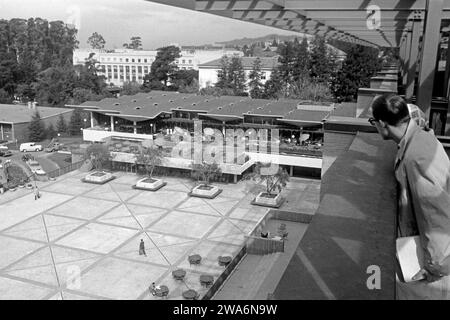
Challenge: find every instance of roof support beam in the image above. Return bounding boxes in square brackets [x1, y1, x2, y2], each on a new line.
[284, 0, 429, 11]
[416, 0, 443, 117]
[405, 19, 421, 101]
[402, 31, 412, 86]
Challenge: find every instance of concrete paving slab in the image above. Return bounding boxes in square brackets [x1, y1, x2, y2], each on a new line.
[51, 246, 102, 287]
[0, 192, 73, 231]
[0, 276, 54, 300]
[56, 223, 138, 254]
[47, 197, 119, 220]
[41, 179, 96, 195]
[113, 234, 170, 266]
[127, 204, 168, 229]
[227, 206, 268, 221]
[3, 246, 58, 286]
[0, 235, 44, 270]
[97, 204, 142, 229]
[148, 211, 221, 239]
[78, 257, 166, 300]
[128, 190, 187, 209]
[43, 215, 86, 242]
[3, 215, 48, 242]
[146, 232, 197, 265]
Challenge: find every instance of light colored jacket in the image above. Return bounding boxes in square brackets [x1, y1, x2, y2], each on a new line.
[395, 120, 450, 276]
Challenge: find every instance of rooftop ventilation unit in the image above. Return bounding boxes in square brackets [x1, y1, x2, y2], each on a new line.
[162, 94, 167, 96]
[153, 103, 158, 106]
[217, 107, 222, 110]
[257, 107, 262, 109]
[230, 103, 234, 106]
[114, 103, 120, 106]
[135, 106, 141, 110]
[169, 100, 174, 102]
[132, 99, 137, 102]
[147, 96, 152, 99]
[192, 103, 196, 106]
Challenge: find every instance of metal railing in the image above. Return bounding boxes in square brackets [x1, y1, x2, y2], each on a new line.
[46, 160, 85, 179]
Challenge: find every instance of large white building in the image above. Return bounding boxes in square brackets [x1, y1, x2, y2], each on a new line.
[198, 56, 279, 90]
[73, 47, 243, 87]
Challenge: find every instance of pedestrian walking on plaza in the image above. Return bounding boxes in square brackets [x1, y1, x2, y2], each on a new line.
[34, 186, 40, 200]
[370, 94, 450, 300]
[139, 239, 146, 256]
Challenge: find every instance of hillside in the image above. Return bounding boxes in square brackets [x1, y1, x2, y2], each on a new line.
[216, 33, 310, 47]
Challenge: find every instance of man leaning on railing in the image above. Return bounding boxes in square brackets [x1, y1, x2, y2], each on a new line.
[369, 94, 450, 300]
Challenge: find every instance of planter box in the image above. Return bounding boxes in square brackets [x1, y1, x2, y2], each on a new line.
[132, 177, 167, 191]
[189, 184, 222, 199]
[82, 171, 115, 184]
[251, 192, 285, 208]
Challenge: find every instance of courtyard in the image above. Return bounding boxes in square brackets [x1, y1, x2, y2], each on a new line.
[0, 170, 319, 300]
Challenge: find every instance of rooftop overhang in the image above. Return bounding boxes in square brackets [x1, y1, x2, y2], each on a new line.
[146, 0, 450, 48]
[277, 119, 324, 127]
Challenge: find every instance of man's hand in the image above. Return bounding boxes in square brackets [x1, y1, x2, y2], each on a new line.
[412, 268, 443, 283]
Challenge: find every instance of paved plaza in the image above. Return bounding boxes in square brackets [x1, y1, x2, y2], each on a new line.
[0, 170, 320, 300]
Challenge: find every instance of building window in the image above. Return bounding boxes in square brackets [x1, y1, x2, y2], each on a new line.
[125, 66, 130, 72]
[138, 59, 141, 63]
[119, 58, 122, 62]
[144, 59, 147, 63]
[261, 72, 267, 80]
[132, 59, 135, 62]
[137, 66, 142, 73]
[182, 60, 185, 64]
[126, 58, 129, 62]
[188, 60, 192, 64]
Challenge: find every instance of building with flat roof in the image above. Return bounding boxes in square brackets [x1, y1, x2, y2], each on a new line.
[73, 48, 243, 87]
[0, 103, 73, 142]
[198, 56, 279, 90]
[74, 91, 333, 180]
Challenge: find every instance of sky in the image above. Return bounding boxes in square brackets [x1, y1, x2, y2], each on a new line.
[0, 0, 301, 50]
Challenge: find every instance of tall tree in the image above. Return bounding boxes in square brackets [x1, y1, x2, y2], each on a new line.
[263, 68, 283, 99]
[135, 146, 163, 178]
[292, 37, 309, 82]
[56, 113, 68, 134]
[277, 41, 296, 85]
[144, 45, 181, 88]
[331, 44, 381, 102]
[28, 110, 46, 141]
[68, 109, 83, 136]
[309, 36, 333, 83]
[46, 123, 56, 139]
[87, 32, 106, 49]
[123, 36, 142, 50]
[215, 56, 232, 90]
[228, 56, 247, 95]
[248, 57, 264, 99]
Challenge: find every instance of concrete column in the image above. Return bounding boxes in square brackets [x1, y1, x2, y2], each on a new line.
[133, 121, 137, 134]
[90, 112, 94, 128]
[405, 19, 422, 102]
[444, 32, 450, 98]
[403, 31, 412, 87]
[110, 116, 114, 131]
[417, 0, 443, 117]
[233, 174, 238, 184]
[290, 166, 293, 176]
[0, 124, 3, 141]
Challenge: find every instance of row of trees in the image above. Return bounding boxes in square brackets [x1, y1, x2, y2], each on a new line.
[27, 109, 87, 141]
[209, 36, 382, 102]
[0, 18, 113, 107]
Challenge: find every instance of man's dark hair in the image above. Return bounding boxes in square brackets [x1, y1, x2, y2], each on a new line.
[371, 94, 410, 126]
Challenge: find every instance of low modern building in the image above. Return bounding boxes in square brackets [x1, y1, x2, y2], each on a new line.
[198, 56, 279, 90]
[0, 103, 73, 142]
[74, 91, 333, 180]
[73, 47, 243, 87]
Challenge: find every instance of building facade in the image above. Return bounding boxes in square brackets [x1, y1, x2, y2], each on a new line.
[73, 47, 243, 87]
[75, 91, 331, 180]
[198, 57, 279, 90]
[0, 103, 73, 142]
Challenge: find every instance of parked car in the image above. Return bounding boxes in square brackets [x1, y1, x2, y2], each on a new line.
[0, 142, 8, 151]
[20, 142, 43, 152]
[44, 142, 63, 153]
[27, 160, 46, 175]
[0, 150, 12, 157]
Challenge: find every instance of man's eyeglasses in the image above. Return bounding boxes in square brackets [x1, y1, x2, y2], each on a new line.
[368, 117, 377, 126]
